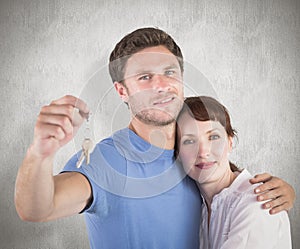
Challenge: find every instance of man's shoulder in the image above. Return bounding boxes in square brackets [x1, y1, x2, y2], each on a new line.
[96, 128, 128, 149]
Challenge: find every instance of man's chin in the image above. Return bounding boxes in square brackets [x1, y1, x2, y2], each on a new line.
[136, 113, 176, 127]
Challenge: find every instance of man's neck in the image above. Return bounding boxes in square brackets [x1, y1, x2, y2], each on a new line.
[128, 118, 176, 150]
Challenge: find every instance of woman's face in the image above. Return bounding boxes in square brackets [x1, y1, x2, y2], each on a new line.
[177, 112, 232, 183]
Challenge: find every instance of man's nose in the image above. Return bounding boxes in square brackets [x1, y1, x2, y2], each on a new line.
[152, 74, 172, 92]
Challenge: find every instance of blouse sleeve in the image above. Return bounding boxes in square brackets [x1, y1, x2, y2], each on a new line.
[220, 192, 292, 249]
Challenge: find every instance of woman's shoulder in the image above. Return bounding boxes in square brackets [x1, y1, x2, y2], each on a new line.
[230, 170, 289, 219]
[224, 169, 267, 210]
[230, 169, 258, 196]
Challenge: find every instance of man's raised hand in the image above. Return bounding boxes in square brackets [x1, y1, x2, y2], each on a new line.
[31, 95, 89, 158]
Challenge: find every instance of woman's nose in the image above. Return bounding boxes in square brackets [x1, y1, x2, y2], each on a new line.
[198, 141, 211, 158]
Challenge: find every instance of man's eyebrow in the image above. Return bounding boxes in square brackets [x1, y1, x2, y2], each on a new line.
[124, 64, 181, 79]
[123, 70, 153, 79]
[136, 64, 180, 73]
[164, 64, 180, 70]
[135, 70, 154, 75]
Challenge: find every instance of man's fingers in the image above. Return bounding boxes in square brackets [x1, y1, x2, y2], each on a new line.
[254, 181, 272, 194]
[268, 201, 290, 215]
[48, 96, 90, 127]
[250, 172, 295, 213]
[30, 95, 90, 158]
[256, 187, 282, 201]
[50, 95, 89, 115]
[35, 123, 66, 141]
[44, 103, 89, 121]
[41, 104, 74, 119]
[37, 114, 73, 135]
[41, 103, 87, 128]
[249, 172, 272, 185]
[253, 176, 283, 194]
[40, 97, 88, 132]
[51, 95, 78, 105]
[260, 196, 285, 209]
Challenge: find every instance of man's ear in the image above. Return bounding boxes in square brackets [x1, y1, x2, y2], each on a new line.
[114, 82, 129, 103]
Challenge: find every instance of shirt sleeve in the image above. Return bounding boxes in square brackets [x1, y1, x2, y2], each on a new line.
[220, 192, 292, 249]
[61, 151, 98, 214]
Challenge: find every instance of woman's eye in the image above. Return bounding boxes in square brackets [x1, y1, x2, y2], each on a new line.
[182, 139, 195, 145]
[209, 134, 220, 140]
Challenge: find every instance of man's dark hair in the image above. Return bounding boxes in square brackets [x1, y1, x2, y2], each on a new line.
[109, 27, 184, 83]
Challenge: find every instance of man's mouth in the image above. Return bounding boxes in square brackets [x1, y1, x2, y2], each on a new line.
[153, 97, 175, 106]
[195, 162, 216, 169]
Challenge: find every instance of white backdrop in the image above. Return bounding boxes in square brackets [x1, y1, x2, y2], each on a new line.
[0, 0, 299, 248]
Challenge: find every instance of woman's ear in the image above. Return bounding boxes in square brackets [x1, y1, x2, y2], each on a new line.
[228, 136, 233, 152]
[114, 82, 129, 103]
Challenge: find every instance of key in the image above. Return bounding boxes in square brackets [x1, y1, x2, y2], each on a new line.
[76, 111, 93, 168]
[83, 138, 93, 165]
[76, 150, 85, 168]
[76, 138, 93, 168]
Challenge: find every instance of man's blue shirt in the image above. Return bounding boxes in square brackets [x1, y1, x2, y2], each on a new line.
[63, 128, 201, 249]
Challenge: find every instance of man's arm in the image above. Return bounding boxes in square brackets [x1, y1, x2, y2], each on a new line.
[15, 95, 91, 222]
[250, 173, 295, 214]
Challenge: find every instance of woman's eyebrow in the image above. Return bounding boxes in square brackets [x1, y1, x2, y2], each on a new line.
[182, 134, 194, 137]
[206, 128, 220, 134]
[182, 128, 219, 136]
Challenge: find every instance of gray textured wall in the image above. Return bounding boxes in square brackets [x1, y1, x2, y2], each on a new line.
[1, 0, 299, 248]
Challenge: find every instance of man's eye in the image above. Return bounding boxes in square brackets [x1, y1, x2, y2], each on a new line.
[182, 139, 195, 145]
[138, 75, 151, 81]
[165, 70, 175, 76]
[209, 134, 220, 140]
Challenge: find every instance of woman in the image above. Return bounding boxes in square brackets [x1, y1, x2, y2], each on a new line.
[176, 96, 292, 249]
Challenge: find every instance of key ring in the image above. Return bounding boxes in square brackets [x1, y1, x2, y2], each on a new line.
[84, 112, 92, 139]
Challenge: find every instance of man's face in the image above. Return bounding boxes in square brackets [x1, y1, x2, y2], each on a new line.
[115, 45, 184, 126]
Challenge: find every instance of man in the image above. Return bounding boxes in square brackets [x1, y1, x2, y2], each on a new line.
[15, 27, 295, 248]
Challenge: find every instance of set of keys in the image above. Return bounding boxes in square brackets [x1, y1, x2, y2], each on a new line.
[76, 112, 94, 168]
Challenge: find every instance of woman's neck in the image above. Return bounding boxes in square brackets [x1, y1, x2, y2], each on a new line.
[197, 167, 237, 230]
[197, 167, 237, 210]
